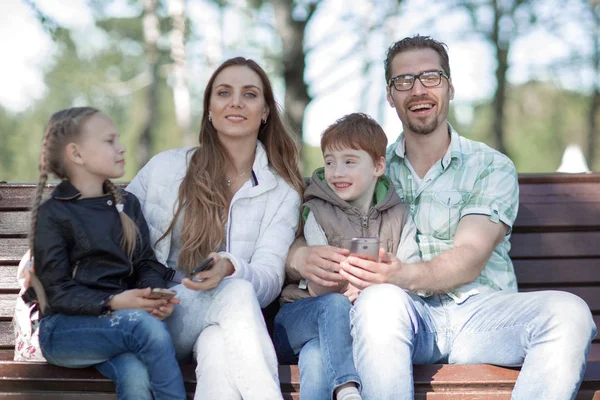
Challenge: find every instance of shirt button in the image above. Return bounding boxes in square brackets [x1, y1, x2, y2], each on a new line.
[408, 176, 412, 180]
[107, 200, 113, 206]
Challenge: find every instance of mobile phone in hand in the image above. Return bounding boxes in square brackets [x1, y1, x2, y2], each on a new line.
[147, 288, 177, 300]
[189, 257, 215, 282]
[349, 238, 379, 261]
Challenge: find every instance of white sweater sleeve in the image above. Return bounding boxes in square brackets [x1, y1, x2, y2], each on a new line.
[218, 185, 301, 308]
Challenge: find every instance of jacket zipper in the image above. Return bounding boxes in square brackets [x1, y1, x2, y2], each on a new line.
[72, 261, 80, 278]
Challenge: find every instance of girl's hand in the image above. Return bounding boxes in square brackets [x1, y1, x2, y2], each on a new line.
[108, 288, 167, 312]
[182, 253, 234, 291]
[151, 297, 180, 320]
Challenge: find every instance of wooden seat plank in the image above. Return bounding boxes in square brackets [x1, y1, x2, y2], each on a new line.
[510, 232, 600, 258]
[514, 259, 600, 285]
[0, 239, 27, 265]
[514, 203, 600, 231]
[0, 212, 28, 237]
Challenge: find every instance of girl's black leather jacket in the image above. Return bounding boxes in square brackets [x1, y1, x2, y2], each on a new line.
[33, 180, 170, 316]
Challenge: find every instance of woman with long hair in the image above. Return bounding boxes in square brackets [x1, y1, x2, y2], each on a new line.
[127, 57, 303, 399]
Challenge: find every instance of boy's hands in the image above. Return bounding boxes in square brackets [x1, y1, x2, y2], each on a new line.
[293, 245, 349, 287]
[342, 284, 362, 303]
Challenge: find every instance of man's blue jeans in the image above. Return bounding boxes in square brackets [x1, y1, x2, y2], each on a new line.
[39, 309, 186, 400]
[273, 293, 360, 399]
[350, 285, 597, 400]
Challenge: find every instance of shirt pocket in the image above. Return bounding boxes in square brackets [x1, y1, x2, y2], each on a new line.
[429, 190, 466, 240]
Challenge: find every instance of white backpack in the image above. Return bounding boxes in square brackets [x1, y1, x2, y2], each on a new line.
[13, 250, 46, 362]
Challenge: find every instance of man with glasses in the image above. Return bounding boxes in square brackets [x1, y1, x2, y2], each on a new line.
[286, 35, 596, 399]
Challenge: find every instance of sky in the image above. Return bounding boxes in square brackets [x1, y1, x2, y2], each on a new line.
[0, 0, 595, 147]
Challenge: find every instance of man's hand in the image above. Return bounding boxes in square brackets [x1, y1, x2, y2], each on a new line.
[339, 248, 408, 290]
[109, 288, 168, 312]
[340, 215, 508, 294]
[292, 245, 349, 287]
[182, 252, 234, 291]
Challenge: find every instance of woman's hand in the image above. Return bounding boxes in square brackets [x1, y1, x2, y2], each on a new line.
[182, 253, 234, 291]
[108, 288, 167, 312]
[150, 297, 180, 320]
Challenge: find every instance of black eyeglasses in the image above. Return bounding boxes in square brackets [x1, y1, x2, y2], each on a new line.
[388, 70, 449, 91]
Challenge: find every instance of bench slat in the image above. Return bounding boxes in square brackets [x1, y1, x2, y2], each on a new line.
[515, 259, 600, 285]
[0, 212, 28, 237]
[0, 267, 19, 291]
[0, 394, 117, 399]
[510, 232, 600, 258]
[0, 361, 597, 398]
[514, 203, 600, 231]
[0, 240, 27, 265]
[0, 185, 49, 211]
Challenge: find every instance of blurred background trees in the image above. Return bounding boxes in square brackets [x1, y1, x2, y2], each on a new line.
[0, 0, 599, 181]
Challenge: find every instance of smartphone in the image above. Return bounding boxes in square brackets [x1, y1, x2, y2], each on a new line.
[349, 237, 380, 262]
[147, 288, 177, 300]
[189, 257, 215, 282]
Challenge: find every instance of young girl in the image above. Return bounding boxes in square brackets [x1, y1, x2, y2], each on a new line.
[28, 107, 186, 400]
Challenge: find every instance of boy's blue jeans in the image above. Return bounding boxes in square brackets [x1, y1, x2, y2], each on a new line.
[273, 293, 361, 399]
[39, 309, 186, 400]
[350, 285, 597, 400]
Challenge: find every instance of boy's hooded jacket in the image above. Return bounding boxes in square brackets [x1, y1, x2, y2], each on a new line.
[303, 167, 409, 255]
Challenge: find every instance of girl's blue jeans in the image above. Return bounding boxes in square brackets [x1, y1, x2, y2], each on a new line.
[273, 292, 361, 399]
[39, 309, 186, 400]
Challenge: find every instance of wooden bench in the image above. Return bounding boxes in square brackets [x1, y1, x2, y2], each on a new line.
[1, 174, 600, 399]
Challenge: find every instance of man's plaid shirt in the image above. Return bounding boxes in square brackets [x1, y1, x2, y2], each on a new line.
[386, 125, 519, 304]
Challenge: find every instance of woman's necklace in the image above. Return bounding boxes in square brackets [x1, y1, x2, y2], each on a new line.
[226, 169, 251, 187]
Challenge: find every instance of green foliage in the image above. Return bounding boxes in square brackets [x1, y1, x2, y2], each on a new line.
[464, 81, 595, 172]
[0, 8, 182, 181]
[301, 144, 324, 176]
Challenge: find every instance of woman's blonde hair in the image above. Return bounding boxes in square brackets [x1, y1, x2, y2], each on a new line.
[29, 107, 139, 312]
[158, 57, 304, 273]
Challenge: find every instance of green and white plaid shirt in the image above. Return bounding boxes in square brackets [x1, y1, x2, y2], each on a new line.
[386, 125, 519, 303]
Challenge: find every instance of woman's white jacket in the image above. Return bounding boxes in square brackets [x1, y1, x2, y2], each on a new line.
[126, 142, 301, 307]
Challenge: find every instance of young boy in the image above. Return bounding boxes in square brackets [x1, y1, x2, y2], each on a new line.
[274, 113, 421, 400]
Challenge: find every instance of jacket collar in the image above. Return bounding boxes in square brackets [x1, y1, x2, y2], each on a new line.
[304, 168, 401, 214]
[51, 180, 114, 201]
[51, 180, 83, 201]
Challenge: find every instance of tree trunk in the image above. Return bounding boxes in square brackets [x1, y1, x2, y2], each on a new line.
[272, 0, 315, 148]
[167, 0, 193, 147]
[491, 0, 508, 156]
[139, 0, 161, 168]
[587, 5, 599, 169]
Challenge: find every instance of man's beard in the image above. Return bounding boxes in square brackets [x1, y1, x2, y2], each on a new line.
[407, 116, 438, 135]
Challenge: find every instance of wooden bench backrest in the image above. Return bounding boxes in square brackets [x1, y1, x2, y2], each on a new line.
[1, 175, 600, 357]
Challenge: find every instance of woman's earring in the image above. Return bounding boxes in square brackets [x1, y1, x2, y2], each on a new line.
[262, 117, 267, 124]
[208, 113, 212, 122]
